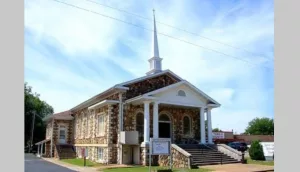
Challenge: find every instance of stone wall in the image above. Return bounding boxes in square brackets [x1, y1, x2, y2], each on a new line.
[45, 121, 52, 140]
[75, 146, 109, 164]
[73, 103, 119, 164]
[158, 144, 192, 168]
[124, 74, 180, 100]
[74, 106, 109, 144]
[52, 119, 73, 158]
[123, 104, 200, 144]
[216, 144, 242, 161]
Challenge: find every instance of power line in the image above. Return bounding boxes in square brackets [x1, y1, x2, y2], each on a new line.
[49, 0, 273, 70]
[84, 0, 273, 62]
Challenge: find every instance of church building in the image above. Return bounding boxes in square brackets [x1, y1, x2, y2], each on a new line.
[36, 11, 242, 168]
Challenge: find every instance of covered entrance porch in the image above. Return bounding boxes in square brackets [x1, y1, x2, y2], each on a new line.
[124, 81, 221, 145]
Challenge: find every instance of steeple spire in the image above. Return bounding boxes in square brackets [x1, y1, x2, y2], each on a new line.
[146, 9, 163, 75]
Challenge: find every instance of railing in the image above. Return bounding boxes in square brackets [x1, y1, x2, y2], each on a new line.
[202, 144, 224, 165]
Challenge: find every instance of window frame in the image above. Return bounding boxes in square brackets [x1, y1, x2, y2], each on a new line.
[136, 112, 144, 142]
[97, 147, 104, 162]
[183, 115, 192, 136]
[97, 113, 105, 137]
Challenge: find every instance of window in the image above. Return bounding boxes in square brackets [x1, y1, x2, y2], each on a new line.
[183, 116, 191, 135]
[85, 147, 89, 158]
[178, 90, 186, 97]
[86, 114, 89, 138]
[98, 147, 104, 161]
[136, 113, 144, 142]
[98, 114, 105, 136]
[81, 114, 84, 138]
[59, 126, 66, 139]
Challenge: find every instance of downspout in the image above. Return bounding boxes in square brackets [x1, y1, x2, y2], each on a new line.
[50, 118, 54, 158]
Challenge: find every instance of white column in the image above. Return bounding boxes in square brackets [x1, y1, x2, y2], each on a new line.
[37, 144, 40, 156]
[153, 101, 159, 139]
[143, 101, 150, 144]
[200, 107, 206, 144]
[207, 108, 213, 144]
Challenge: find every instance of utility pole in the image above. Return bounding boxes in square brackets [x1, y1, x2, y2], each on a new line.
[30, 111, 36, 153]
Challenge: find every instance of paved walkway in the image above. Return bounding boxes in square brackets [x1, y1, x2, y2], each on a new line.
[42, 157, 135, 172]
[25, 154, 78, 172]
[202, 163, 274, 172]
[42, 158, 100, 172]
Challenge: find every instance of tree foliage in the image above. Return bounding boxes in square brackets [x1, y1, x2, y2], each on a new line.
[244, 117, 274, 135]
[249, 140, 265, 160]
[25, 82, 54, 147]
[213, 128, 222, 132]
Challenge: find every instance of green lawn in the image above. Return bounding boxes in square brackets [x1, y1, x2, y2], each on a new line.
[61, 158, 102, 167]
[246, 158, 274, 166]
[102, 166, 212, 172]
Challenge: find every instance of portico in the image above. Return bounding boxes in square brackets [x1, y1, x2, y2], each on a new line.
[124, 80, 220, 145]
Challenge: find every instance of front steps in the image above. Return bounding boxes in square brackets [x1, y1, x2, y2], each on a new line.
[56, 144, 76, 159]
[178, 144, 240, 166]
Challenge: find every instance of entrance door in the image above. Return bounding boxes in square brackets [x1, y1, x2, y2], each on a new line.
[158, 114, 171, 138]
[159, 123, 170, 138]
[59, 126, 66, 144]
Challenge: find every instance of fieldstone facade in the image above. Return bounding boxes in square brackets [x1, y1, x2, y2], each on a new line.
[158, 145, 192, 168]
[44, 73, 210, 168]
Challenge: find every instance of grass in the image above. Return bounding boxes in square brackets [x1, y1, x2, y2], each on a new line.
[61, 158, 102, 167]
[246, 157, 274, 166]
[102, 166, 213, 172]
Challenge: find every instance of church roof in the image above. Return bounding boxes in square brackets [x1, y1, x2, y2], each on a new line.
[70, 69, 183, 112]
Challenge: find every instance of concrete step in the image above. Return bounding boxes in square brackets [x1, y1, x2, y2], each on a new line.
[193, 161, 241, 166]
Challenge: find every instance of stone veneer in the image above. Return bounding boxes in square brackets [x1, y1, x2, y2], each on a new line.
[123, 104, 201, 144]
[73, 102, 119, 164]
[52, 119, 74, 158]
[46, 73, 206, 166]
[158, 144, 192, 168]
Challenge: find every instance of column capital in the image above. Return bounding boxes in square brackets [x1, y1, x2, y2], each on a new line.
[143, 100, 152, 104]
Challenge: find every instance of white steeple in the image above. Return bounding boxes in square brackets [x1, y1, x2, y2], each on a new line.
[146, 9, 163, 75]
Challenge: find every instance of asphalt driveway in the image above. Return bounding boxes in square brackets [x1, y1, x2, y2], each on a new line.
[25, 154, 77, 172]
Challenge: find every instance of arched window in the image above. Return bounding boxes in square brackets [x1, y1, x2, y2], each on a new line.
[159, 114, 170, 122]
[136, 113, 144, 142]
[183, 116, 191, 135]
[178, 90, 186, 97]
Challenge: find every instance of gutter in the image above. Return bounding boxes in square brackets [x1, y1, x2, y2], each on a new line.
[71, 85, 129, 112]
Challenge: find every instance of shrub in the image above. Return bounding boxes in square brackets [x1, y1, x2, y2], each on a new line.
[249, 140, 265, 160]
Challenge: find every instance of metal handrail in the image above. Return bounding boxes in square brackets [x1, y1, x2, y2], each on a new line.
[202, 144, 223, 165]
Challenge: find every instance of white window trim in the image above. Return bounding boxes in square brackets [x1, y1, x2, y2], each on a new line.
[97, 147, 105, 163]
[85, 113, 90, 139]
[80, 113, 85, 139]
[96, 112, 105, 137]
[183, 115, 192, 136]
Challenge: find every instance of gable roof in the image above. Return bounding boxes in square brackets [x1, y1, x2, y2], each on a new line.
[117, 69, 183, 86]
[43, 110, 73, 121]
[68, 69, 219, 112]
[70, 69, 183, 112]
[144, 80, 221, 106]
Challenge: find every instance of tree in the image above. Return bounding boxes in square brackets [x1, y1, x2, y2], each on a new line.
[249, 140, 265, 160]
[213, 128, 222, 132]
[25, 82, 54, 148]
[244, 117, 274, 135]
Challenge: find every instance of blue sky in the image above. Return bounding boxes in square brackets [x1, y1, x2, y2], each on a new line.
[24, 0, 274, 133]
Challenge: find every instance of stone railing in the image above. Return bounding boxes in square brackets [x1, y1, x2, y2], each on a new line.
[158, 144, 192, 169]
[216, 144, 242, 161]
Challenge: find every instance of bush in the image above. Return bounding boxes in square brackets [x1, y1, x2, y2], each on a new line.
[249, 140, 265, 160]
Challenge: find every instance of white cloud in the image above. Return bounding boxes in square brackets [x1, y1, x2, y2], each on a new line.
[24, 0, 273, 133]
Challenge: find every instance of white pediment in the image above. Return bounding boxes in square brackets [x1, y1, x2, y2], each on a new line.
[144, 81, 220, 107]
